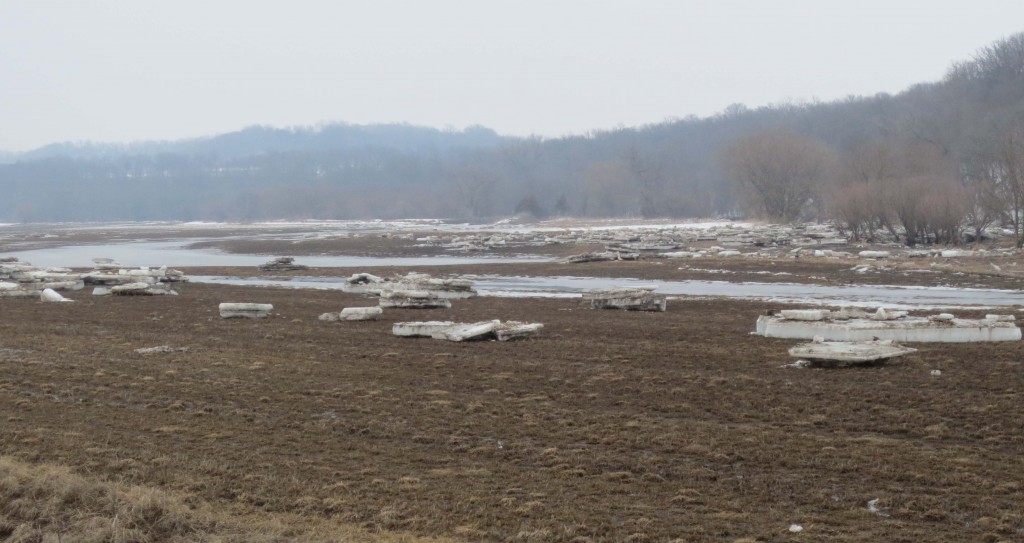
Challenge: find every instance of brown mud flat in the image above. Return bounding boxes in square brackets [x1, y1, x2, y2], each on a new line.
[2, 283, 1023, 542]
[189, 235, 605, 260]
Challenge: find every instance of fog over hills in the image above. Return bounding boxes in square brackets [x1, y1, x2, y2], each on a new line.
[6, 123, 504, 163]
[2, 32, 1023, 249]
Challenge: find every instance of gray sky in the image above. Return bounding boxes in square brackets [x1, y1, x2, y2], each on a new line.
[1, 1, 1022, 151]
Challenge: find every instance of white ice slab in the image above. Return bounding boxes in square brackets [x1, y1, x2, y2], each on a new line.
[339, 306, 384, 321]
[393, 321, 457, 338]
[40, 288, 72, 302]
[757, 315, 1021, 342]
[219, 302, 273, 318]
[788, 340, 917, 362]
[779, 309, 829, 321]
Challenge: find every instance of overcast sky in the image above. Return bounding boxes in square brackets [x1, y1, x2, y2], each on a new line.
[1, 1, 1022, 151]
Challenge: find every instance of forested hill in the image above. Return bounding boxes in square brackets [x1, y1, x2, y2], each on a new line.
[2, 32, 1022, 239]
[7, 123, 505, 163]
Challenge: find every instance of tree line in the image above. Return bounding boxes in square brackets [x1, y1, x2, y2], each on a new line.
[1, 33, 1022, 247]
[725, 33, 1024, 247]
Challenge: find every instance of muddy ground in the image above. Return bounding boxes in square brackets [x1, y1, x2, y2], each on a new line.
[2, 275, 1023, 542]
[3, 223, 1024, 541]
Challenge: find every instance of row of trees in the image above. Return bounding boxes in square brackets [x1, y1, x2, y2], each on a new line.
[725, 33, 1024, 247]
[1, 33, 1022, 248]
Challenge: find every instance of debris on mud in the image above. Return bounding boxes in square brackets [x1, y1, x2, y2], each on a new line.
[393, 319, 543, 341]
[84, 265, 187, 286]
[343, 271, 476, 298]
[378, 290, 452, 309]
[0, 257, 187, 298]
[110, 282, 179, 296]
[787, 336, 917, 367]
[564, 251, 640, 263]
[1, 259, 84, 297]
[219, 302, 273, 318]
[320, 306, 384, 322]
[134, 345, 189, 354]
[340, 306, 384, 320]
[341, 272, 387, 294]
[867, 498, 889, 517]
[584, 287, 667, 312]
[258, 256, 309, 271]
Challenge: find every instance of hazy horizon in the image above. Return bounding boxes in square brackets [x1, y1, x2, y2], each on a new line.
[2, 1, 1023, 152]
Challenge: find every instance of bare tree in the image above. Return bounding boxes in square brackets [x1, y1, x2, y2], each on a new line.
[833, 140, 962, 244]
[582, 161, 637, 217]
[969, 110, 1024, 247]
[960, 142, 1008, 242]
[830, 181, 889, 241]
[623, 146, 666, 217]
[450, 165, 497, 218]
[947, 32, 1024, 86]
[885, 175, 969, 246]
[723, 130, 836, 222]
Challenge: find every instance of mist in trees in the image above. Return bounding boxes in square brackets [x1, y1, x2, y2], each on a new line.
[1, 33, 1023, 247]
[723, 130, 836, 222]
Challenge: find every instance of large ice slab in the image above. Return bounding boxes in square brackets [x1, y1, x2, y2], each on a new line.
[379, 289, 452, 309]
[757, 312, 1021, 342]
[393, 320, 543, 342]
[788, 339, 917, 363]
[584, 287, 666, 312]
[219, 302, 273, 318]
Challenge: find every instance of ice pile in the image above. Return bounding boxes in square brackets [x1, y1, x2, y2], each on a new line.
[85, 259, 186, 296]
[342, 272, 476, 299]
[584, 287, 667, 312]
[258, 256, 309, 271]
[1, 258, 84, 297]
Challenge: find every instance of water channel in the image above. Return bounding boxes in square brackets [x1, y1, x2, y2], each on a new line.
[190, 274, 1024, 309]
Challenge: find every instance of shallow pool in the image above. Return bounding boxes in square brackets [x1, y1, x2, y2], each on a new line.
[189, 274, 1024, 309]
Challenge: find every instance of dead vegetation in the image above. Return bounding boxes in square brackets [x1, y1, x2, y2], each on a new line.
[1, 275, 1023, 542]
[0, 456, 455, 543]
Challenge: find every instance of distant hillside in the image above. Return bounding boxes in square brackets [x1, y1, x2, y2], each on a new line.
[1, 32, 1022, 242]
[12, 123, 504, 162]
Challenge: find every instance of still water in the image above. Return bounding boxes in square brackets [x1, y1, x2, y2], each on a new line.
[190, 274, 1024, 309]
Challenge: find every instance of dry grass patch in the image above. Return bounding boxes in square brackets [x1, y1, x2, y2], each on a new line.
[0, 456, 455, 543]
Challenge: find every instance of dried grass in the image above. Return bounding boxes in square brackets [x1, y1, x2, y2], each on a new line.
[0, 456, 453, 543]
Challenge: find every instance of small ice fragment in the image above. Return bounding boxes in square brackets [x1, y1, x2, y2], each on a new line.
[867, 498, 888, 516]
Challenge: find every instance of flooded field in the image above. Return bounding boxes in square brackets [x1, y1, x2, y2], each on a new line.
[2, 220, 1024, 542]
